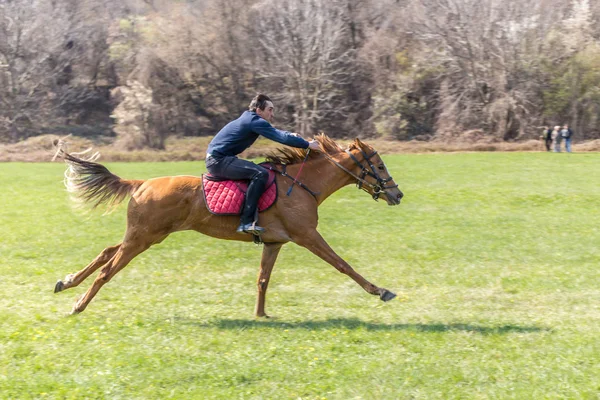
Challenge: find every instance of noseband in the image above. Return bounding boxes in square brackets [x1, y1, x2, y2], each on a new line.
[322, 149, 398, 200]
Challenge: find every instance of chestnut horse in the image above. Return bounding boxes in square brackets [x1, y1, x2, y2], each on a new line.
[53, 134, 404, 316]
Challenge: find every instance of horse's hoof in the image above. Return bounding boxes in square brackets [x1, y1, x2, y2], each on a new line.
[380, 290, 397, 302]
[54, 280, 64, 293]
[70, 307, 81, 315]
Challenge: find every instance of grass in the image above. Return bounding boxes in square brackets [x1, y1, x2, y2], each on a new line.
[0, 152, 599, 399]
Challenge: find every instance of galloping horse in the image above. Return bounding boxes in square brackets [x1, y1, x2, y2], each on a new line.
[53, 134, 404, 316]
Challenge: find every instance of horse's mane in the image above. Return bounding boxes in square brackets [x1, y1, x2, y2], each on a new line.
[265, 133, 360, 165]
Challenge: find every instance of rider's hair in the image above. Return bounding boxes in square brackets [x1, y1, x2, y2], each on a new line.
[248, 93, 272, 112]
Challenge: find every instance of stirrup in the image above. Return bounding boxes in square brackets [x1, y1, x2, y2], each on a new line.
[236, 222, 265, 235]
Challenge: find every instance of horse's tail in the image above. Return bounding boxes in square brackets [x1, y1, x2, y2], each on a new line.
[61, 152, 144, 212]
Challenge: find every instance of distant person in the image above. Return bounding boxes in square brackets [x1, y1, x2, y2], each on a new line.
[541, 126, 552, 151]
[560, 124, 573, 153]
[205, 93, 320, 235]
[551, 125, 562, 152]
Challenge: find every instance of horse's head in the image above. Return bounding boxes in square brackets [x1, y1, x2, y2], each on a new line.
[347, 139, 403, 206]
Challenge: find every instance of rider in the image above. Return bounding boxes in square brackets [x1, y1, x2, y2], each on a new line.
[206, 93, 321, 235]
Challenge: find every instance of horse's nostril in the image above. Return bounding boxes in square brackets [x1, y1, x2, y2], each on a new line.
[397, 192, 403, 199]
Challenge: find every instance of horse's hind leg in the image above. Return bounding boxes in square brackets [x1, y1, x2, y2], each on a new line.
[70, 236, 161, 314]
[54, 244, 121, 293]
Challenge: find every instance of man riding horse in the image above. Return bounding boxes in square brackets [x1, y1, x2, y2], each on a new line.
[53, 108, 403, 316]
[206, 93, 321, 235]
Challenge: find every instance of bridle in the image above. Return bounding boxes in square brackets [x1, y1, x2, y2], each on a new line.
[322, 148, 398, 201]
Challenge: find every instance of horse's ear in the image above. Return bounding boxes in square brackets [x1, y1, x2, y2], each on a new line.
[351, 138, 365, 149]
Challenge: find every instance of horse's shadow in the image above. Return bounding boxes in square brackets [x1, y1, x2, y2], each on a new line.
[180, 317, 550, 335]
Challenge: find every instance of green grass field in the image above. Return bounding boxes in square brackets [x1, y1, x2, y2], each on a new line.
[1, 153, 599, 399]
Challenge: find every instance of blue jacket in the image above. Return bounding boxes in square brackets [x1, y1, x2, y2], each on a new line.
[207, 111, 309, 157]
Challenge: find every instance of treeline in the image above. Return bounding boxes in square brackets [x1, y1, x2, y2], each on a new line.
[1, 0, 599, 148]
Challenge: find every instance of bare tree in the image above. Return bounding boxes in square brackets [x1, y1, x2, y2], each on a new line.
[0, 0, 130, 141]
[250, 0, 360, 136]
[144, 0, 256, 131]
[0, 0, 66, 140]
[541, 0, 600, 139]
[402, 0, 543, 138]
[2, 0, 600, 145]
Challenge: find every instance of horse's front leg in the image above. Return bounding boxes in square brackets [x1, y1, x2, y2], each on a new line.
[293, 230, 396, 302]
[255, 243, 283, 318]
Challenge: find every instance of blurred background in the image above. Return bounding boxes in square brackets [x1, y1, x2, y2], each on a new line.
[1, 0, 599, 152]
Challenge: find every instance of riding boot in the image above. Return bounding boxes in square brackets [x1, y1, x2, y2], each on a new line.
[237, 174, 267, 235]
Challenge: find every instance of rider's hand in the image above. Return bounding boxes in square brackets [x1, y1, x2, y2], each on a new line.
[308, 140, 320, 151]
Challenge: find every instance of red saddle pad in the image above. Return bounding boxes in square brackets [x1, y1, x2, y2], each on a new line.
[202, 164, 277, 215]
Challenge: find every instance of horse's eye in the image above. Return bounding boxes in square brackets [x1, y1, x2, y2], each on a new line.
[378, 165, 385, 171]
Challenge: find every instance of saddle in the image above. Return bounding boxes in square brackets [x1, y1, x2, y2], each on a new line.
[202, 163, 278, 215]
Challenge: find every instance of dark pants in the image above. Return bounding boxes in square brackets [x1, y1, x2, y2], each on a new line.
[206, 155, 269, 225]
[545, 139, 552, 151]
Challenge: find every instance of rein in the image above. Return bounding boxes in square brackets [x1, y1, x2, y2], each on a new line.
[266, 164, 319, 200]
[286, 149, 310, 196]
[267, 146, 398, 202]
